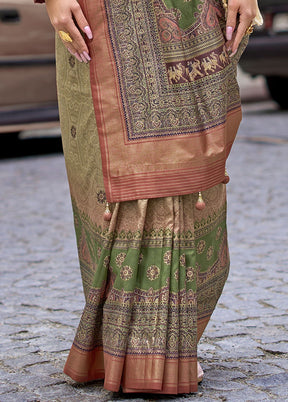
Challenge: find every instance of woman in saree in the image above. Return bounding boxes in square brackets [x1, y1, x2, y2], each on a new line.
[36, 0, 260, 395]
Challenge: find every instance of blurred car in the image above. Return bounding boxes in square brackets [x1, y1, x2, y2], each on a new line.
[0, 0, 58, 134]
[239, 0, 288, 109]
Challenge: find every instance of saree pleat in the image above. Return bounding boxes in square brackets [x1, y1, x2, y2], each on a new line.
[64, 193, 229, 394]
[56, 33, 230, 393]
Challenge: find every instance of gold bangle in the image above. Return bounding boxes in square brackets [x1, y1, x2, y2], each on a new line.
[59, 30, 73, 43]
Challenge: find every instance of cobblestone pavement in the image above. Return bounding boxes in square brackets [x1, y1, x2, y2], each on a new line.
[0, 100, 288, 402]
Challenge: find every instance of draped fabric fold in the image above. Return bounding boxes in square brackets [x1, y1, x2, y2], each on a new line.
[63, 191, 230, 394]
[35, 0, 247, 203]
[36, 0, 248, 395]
[55, 30, 231, 392]
[76, 0, 246, 202]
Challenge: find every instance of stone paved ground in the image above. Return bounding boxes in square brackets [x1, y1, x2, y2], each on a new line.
[0, 99, 288, 402]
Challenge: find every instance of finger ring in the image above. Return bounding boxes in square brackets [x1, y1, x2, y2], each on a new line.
[59, 30, 73, 43]
[246, 24, 254, 35]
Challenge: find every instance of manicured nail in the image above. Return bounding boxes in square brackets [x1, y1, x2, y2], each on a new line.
[80, 53, 88, 63]
[74, 52, 83, 62]
[226, 26, 233, 41]
[229, 48, 238, 57]
[83, 51, 91, 61]
[84, 25, 93, 40]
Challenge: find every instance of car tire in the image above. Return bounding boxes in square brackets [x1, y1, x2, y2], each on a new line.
[265, 76, 288, 110]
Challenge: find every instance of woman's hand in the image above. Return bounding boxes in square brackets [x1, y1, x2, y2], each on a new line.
[225, 0, 259, 56]
[45, 0, 93, 63]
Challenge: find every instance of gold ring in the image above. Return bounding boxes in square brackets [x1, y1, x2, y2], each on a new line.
[246, 24, 254, 35]
[59, 30, 73, 43]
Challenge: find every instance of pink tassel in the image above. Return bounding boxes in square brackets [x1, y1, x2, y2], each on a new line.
[103, 202, 112, 221]
[195, 192, 205, 210]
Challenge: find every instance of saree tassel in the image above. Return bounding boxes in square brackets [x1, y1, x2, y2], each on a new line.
[103, 202, 112, 221]
[222, 169, 230, 184]
[195, 192, 206, 210]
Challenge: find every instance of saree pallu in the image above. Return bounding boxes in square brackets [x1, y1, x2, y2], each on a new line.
[73, 0, 246, 203]
[54, 0, 247, 394]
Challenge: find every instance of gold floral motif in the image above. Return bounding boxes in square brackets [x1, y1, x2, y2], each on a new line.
[207, 245, 214, 260]
[174, 269, 179, 280]
[179, 254, 186, 267]
[151, 114, 162, 128]
[120, 265, 133, 281]
[197, 240, 206, 254]
[115, 252, 127, 267]
[163, 250, 172, 265]
[134, 120, 145, 130]
[147, 265, 160, 281]
[186, 266, 195, 282]
[96, 190, 106, 204]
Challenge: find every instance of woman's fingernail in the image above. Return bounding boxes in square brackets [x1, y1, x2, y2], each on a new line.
[83, 51, 91, 61]
[67, 48, 83, 63]
[74, 52, 83, 62]
[226, 26, 233, 41]
[229, 48, 238, 57]
[84, 25, 93, 40]
[80, 53, 88, 63]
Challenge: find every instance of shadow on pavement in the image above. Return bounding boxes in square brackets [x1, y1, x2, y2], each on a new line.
[0, 133, 63, 159]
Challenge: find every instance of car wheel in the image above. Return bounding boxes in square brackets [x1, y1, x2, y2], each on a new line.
[265, 76, 288, 110]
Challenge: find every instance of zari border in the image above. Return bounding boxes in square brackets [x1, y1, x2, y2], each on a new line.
[64, 345, 198, 394]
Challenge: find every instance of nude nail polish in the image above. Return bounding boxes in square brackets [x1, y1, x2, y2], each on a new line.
[226, 26, 233, 41]
[80, 53, 88, 63]
[74, 52, 83, 62]
[83, 51, 91, 61]
[84, 25, 93, 40]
